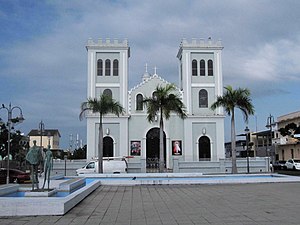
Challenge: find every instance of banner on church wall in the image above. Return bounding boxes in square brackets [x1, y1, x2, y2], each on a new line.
[130, 141, 141, 156]
[172, 140, 182, 155]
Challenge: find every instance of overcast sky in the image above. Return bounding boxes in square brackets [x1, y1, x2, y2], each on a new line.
[1, 0, 300, 149]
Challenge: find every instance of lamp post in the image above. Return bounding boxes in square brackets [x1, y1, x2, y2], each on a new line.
[245, 126, 250, 174]
[0, 103, 24, 184]
[266, 114, 276, 172]
[47, 132, 51, 146]
[38, 120, 45, 150]
[38, 120, 45, 177]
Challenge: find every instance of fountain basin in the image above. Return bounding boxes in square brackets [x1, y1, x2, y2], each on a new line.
[0, 178, 100, 216]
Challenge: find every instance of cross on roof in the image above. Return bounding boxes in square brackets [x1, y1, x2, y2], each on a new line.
[154, 66, 158, 74]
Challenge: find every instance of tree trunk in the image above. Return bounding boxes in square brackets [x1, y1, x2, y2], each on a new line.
[98, 114, 103, 173]
[231, 111, 237, 173]
[159, 110, 164, 173]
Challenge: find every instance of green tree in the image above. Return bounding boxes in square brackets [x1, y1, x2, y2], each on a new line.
[143, 84, 187, 172]
[279, 123, 300, 140]
[0, 123, 23, 160]
[211, 85, 255, 173]
[80, 94, 124, 173]
[71, 145, 87, 159]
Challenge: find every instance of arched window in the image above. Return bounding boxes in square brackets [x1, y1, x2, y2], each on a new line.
[103, 89, 112, 98]
[208, 60, 213, 76]
[136, 94, 143, 111]
[113, 59, 119, 76]
[199, 89, 208, 108]
[97, 59, 103, 76]
[105, 59, 111, 76]
[200, 60, 205, 76]
[192, 59, 197, 76]
[152, 91, 158, 100]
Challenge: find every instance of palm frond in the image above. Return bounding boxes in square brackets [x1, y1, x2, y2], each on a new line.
[79, 95, 125, 121]
[143, 84, 186, 122]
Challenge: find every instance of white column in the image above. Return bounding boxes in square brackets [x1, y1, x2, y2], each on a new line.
[90, 52, 96, 98]
[166, 137, 170, 168]
[184, 119, 193, 161]
[142, 137, 146, 158]
[185, 52, 191, 113]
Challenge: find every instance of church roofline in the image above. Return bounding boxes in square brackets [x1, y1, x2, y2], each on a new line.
[177, 38, 223, 58]
[86, 38, 130, 55]
[128, 74, 183, 114]
[128, 74, 182, 95]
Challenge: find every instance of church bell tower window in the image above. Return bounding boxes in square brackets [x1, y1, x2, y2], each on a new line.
[200, 60, 205, 76]
[103, 89, 112, 98]
[105, 59, 111, 76]
[199, 89, 208, 108]
[97, 59, 103, 76]
[208, 59, 213, 76]
[113, 59, 119, 76]
[192, 59, 197, 76]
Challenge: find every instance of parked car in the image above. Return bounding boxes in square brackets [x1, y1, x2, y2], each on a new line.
[76, 157, 128, 175]
[273, 160, 287, 170]
[0, 168, 31, 184]
[285, 159, 300, 170]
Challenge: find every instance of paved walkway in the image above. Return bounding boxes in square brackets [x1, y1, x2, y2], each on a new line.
[1, 182, 300, 225]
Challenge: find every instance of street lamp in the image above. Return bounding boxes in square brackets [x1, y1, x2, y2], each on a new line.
[266, 114, 276, 172]
[244, 126, 250, 174]
[0, 103, 24, 184]
[38, 120, 45, 150]
[47, 132, 51, 146]
[38, 120, 45, 177]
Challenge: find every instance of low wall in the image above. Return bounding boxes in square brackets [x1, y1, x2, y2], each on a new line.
[127, 158, 146, 173]
[50, 158, 269, 175]
[173, 157, 270, 174]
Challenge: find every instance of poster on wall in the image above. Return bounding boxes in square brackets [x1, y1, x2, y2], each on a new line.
[130, 141, 141, 156]
[172, 140, 182, 155]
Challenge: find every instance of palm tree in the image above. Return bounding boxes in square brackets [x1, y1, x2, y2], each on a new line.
[143, 84, 187, 172]
[211, 85, 254, 174]
[80, 94, 124, 173]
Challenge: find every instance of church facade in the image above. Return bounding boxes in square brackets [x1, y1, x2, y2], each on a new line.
[85, 38, 225, 170]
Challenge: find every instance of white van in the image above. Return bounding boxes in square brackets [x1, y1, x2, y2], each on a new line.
[76, 157, 128, 175]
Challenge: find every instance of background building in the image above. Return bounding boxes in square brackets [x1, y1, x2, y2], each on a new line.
[276, 111, 300, 160]
[28, 129, 61, 149]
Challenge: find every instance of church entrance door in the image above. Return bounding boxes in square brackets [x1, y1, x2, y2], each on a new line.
[146, 128, 166, 172]
[199, 136, 211, 161]
[103, 136, 113, 157]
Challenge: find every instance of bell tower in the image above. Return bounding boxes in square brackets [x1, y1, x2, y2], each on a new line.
[177, 38, 225, 161]
[177, 38, 223, 116]
[85, 38, 130, 160]
[86, 38, 130, 112]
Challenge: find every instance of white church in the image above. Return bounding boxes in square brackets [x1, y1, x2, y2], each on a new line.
[85, 38, 225, 171]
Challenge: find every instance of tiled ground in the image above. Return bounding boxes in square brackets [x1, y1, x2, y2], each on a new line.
[1, 182, 300, 225]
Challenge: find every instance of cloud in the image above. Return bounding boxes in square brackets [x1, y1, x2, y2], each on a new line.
[225, 37, 300, 85]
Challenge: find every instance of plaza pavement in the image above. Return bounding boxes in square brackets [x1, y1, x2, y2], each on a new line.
[1, 182, 300, 225]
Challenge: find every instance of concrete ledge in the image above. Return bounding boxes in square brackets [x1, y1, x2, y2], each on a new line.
[59, 177, 85, 192]
[63, 180, 99, 214]
[24, 189, 57, 197]
[0, 180, 100, 216]
[0, 184, 19, 196]
[79, 172, 203, 178]
[78, 173, 300, 186]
